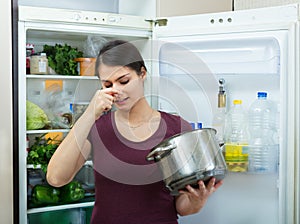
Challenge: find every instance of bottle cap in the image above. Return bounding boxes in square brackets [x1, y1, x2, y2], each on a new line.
[190, 123, 195, 129]
[197, 122, 202, 129]
[257, 92, 267, 98]
[233, 99, 242, 105]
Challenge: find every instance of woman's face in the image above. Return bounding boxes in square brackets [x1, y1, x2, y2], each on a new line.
[99, 64, 146, 111]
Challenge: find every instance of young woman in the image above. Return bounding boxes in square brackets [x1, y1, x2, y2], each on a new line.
[46, 40, 223, 224]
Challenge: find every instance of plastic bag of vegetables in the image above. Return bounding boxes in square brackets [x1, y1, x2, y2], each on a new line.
[26, 100, 49, 130]
[40, 87, 72, 129]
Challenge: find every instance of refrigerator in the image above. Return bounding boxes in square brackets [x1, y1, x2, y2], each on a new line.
[17, 4, 299, 224]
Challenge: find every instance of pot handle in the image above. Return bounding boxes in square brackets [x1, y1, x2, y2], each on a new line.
[146, 143, 177, 162]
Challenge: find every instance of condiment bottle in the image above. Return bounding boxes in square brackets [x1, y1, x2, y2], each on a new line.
[224, 99, 249, 172]
[212, 78, 226, 145]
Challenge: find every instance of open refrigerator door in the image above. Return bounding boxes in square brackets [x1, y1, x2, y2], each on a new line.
[152, 4, 299, 224]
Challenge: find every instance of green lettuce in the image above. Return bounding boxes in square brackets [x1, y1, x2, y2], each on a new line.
[26, 101, 49, 130]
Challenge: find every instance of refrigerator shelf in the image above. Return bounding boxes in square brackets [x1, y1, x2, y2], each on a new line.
[26, 129, 70, 134]
[26, 74, 99, 80]
[27, 160, 93, 169]
[27, 201, 94, 214]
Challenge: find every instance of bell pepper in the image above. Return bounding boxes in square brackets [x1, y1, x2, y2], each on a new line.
[31, 184, 60, 205]
[60, 181, 85, 203]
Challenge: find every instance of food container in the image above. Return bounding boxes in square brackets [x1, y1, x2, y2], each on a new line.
[146, 128, 227, 195]
[70, 102, 89, 123]
[30, 53, 48, 74]
[74, 57, 96, 76]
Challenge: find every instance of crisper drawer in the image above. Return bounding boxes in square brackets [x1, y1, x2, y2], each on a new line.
[28, 207, 93, 224]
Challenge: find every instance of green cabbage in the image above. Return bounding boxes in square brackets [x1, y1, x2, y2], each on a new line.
[26, 101, 49, 130]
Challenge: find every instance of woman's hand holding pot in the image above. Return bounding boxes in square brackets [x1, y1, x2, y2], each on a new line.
[176, 178, 224, 216]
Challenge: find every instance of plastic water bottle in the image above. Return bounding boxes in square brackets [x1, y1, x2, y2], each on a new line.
[224, 99, 249, 172]
[248, 92, 278, 173]
[190, 122, 202, 129]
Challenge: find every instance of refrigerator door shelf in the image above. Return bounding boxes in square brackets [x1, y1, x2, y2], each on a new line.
[159, 36, 280, 75]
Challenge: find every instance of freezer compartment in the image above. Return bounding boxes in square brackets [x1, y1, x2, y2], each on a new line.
[159, 36, 280, 75]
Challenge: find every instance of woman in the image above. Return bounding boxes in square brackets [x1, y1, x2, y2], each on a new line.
[47, 40, 223, 223]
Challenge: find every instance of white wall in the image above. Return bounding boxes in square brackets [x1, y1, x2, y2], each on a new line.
[157, 0, 232, 17]
[119, 0, 156, 17]
[18, 0, 157, 17]
[0, 0, 13, 223]
[18, 0, 119, 13]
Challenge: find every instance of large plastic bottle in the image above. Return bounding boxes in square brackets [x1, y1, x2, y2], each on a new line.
[224, 99, 249, 172]
[248, 92, 278, 173]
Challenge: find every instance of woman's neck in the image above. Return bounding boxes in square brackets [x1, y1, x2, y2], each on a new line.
[114, 99, 161, 142]
[116, 98, 153, 125]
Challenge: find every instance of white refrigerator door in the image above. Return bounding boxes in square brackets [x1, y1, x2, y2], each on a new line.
[152, 4, 299, 224]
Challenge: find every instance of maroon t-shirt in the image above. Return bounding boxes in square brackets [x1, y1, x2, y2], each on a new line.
[89, 111, 192, 224]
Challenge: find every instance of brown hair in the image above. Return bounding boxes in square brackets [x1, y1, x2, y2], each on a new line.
[95, 40, 147, 77]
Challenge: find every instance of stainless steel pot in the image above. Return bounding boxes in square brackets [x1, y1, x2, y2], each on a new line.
[146, 128, 227, 195]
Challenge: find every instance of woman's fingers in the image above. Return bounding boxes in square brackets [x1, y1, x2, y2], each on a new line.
[205, 178, 216, 193]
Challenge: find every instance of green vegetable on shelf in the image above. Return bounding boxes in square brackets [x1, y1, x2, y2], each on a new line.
[26, 100, 49, 130]
[31, 184, 60, 205]
[43, 43, 83, 75]
[27, 133, 60, 173]
[31, 181, 85, 206]
[60, 181, 85, 204]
